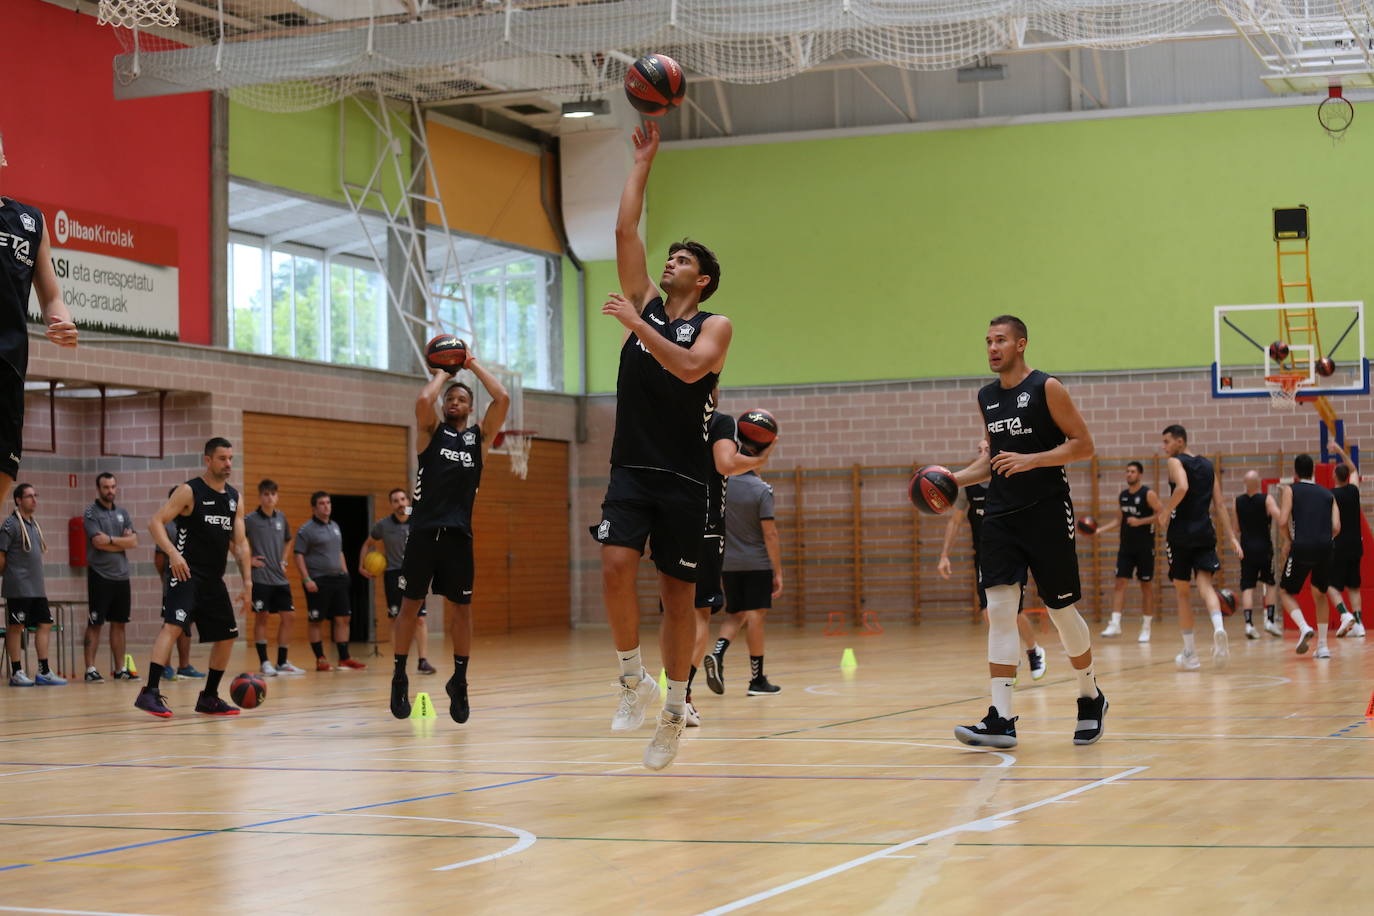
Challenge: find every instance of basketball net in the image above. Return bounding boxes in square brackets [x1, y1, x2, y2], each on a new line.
[98, 0, 179, 28]
[493, 430, 534, 480]
[1265, 373, 1307, 408]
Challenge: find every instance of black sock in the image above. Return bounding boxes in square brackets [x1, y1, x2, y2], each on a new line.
[146, 663, 163, 690]
[1265, 604, 1276, 623]
[277, 646, 288, 667]
[1355, 609, 1364, 624]
[687, 664, 697, 692]
[255, 641, 268, 663]
[1243, 608, 1253, 625]
[453, 655, 469, 683]
[311, 641, 325, 660]
[394, 654, 408, 674]
[714, 638, 730, 658]
[1337, 601, 1350, 617]
[337, 642, 351, 662]
[205, 668, 224, 696]
[38, 658, 50, 675]
[750, 655, 764, 680]
[10, 659, 22, 676]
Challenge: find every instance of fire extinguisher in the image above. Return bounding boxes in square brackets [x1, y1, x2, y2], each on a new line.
[69, 517, 88, 567]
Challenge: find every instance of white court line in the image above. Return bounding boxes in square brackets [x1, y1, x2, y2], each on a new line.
[306, 813, 535, 872]
[0, 908, 167, 916]
[694, 765, 1148, 916]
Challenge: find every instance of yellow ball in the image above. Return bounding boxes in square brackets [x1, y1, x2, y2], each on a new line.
[363, 551, 388, 577]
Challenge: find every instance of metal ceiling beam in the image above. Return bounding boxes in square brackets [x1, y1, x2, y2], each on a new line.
[229, 196, 308, 223]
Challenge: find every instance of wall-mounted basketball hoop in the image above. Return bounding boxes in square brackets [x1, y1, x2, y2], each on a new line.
[1318, 85, 1355, 140]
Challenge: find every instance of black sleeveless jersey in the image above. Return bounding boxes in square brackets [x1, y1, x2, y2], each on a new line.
[705, 412, 737, 535]
[0, 199, 44, 377]
[1235, 493, 1273, 551]
[965, 484, 988, 545]
[1331, 483, 1363, 552]
[409, 422, 482, 533]
[174, 477, 238, 580]
[1118, 486, 1154, 550]
[609, 297, 719, 486]
[1289, 480, 1334, 549]
[978, 369, 1069, 517]
[1168, 453, 1215, 545]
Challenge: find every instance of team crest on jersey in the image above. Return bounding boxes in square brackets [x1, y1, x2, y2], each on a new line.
[463, 431, 476, 446]
[19, 213, 35, 233]
[1016, 392, 1031, 409]
[229, 499, 237, 511]
[597, 520, 610, 540]
[675, 324, 695, 343]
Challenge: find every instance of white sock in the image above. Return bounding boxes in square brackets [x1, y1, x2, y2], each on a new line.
[1181, 630, 1196, 654]
[1289, 608, 1309, 631]
[990, 677, 1015, 719]
[1074, 663, 1097, 699]
[664, 678, 688, 715]
[1209, 610, 1225, 632]
[1317, 622, 1329, 645]
[1109, 612, 1122, 625]
[1141, 616, 1152, 631]
[617, 647, 642, 682]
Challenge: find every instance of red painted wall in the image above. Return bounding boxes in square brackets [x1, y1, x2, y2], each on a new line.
[0, 0, 211, 343]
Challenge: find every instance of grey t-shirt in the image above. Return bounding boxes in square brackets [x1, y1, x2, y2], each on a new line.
[370, 514, 410, 570]
[84, 500, 134, 581]
[245, 509, 291, 586]
[0, 513, 46, 598]
[294, 517, 344, 578]
[723, 471, 775, 572]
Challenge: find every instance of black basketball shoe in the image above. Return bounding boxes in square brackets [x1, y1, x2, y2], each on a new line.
[390, 671, 411, 720]
[1072, 690, 1109, 745]
[703, 653, 725, 695]
[446, 673, 470, 724]
[954, 706, 1018, 748]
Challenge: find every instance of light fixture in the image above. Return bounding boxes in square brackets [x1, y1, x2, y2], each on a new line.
[561, 98, 609, 118]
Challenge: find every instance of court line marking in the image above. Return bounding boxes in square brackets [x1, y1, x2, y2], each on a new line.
[0, 908, 168, 916]
[694, 765, 1148, 916]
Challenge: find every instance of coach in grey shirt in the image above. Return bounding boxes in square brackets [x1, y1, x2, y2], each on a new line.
[293, 491, 362, 670]
[244, 479, 300, 676]
[711, 470, 784, 695]
[1, 483, 64, 685]
[82, 473, 138, 681]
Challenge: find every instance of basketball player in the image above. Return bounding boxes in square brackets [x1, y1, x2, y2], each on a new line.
[151, 486, 203, 680]
[0, 484, 65, 685]
[949, 316, 1106, 748]
[0, 130, 79, 512]
[363, 487, 434, 675]
[1232, 471, 1282, 639]
[294, 491, 365, 671]
[1093, 461, 1163, 642]
[82, 473, 138, 681]
[1159, 425, 1242, 671]
[1327, 441, 1365, 638]
[710, 465, 784, 696]
[387, 358, 509, 723]
[936, 444, 1047, 682]
[244, 479, 304, 676]
[134, 438, 253, 717]
[1276, 454, 1341, 657]
[592, 120, 733, 770]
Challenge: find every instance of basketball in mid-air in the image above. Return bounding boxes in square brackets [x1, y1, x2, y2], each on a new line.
[1268, 340, 1290, 362]
[363, 551, 387, 577]
[1316, 356, 1336, 377]
[624, 53, 686, 116]
[738, 409, 778, 456]
[1218, 587, 1237, 616]
[909, 465, 958, 515]
[1077, 515, 1098, 535]
[426, 335, 468, 374]
[230, 673, 267, 709]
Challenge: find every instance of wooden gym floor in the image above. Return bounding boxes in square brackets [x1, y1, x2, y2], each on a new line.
[0, 619, 1369, 915]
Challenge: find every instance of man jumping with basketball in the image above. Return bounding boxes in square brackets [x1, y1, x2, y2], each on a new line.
[949, 315, 1106, 748]
[592, 120, 733, 770]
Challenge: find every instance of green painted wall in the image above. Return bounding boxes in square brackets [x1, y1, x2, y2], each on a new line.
[583, 104, 1373, 392]
[229, 99, 409, 207]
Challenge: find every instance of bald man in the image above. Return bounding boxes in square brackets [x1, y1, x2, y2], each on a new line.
[1232, 471, 1282, 639]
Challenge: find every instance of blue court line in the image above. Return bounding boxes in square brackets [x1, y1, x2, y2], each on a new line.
[1327, 720, 1370, 738]
[0, 775, 556, 871]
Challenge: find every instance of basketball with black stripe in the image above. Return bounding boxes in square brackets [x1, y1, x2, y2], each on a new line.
[909, 465, 958, 515]
[230, 672, 267, 709]
[426, 335, 468, 374]
[624, 53, 686, 116]
[738, 408, 778, 456]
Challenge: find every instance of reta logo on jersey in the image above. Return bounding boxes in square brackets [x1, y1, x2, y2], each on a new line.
[987, 416, 1028, 435]
[439, 447, 474, 467]
[204, 514, 233, 530]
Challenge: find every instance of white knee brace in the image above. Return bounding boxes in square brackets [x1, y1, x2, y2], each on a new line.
[1049, 604, 1092, 658]
[986, 585, 1021, 667]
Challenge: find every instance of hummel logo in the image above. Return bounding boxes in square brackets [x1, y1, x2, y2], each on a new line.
[202, 501, 216, 505]
[678, 559, 698, 568]
[1058, 593, 1073, 599]
[986, 403, 999, 409]
[649, 313, 666, 326]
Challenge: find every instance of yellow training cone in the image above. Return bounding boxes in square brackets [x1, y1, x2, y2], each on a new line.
[410, 691, 437, 719]
[658, 668, 668, 695]
[840, 648, 858, 669]
[124, 654, 139, 676]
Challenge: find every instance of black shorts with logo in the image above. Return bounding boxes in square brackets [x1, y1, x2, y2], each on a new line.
[723, 569, 773, 613]
[972, 550, 1027, 611]
[1281, 544, 1333, 595]
[1166, 538, 1221, 582]
[1328, 549, 1362, 592]
[1238, 547, 1276, 591]
[978, 497, 1081, 610]
[5, 597, 52, 627]
[400, 527, 473, 605]
[251, 583, 294, 613]
[384, 568, 426, 617]
[695, 534, 726, 611]
[1115, 545, 1155, 582]
[0, 366, 21, 479]
[87, 570, 132, 625]
[305, 573, 351, 621]
[591, 467, 707, 583]
[162, 576, 239, 643]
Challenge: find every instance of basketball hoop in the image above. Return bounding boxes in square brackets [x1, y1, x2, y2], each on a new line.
[492, 429, 536, 480]
[1318, 85, 1354, 141]
[98, 0, 179, 28]
[1265, 373, 1308, 407]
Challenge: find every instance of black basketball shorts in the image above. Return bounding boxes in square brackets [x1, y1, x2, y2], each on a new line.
[695, 533, 726, 611]
[1166, 538, 1221, 582]
[305, 573, 351, 621]
[1328, 549, 1362, 592]
[162, 576, 239, 643]
[978, 497, 1082, 610]
[0, 365, 21, 480]
[86, 570, 132, 625]
[973, 549, 1027, 611]
[5, 597, 52, 627]
[1281, 545, 1333, 595]
[251, 583, 294, 614]
[384, 568, 426, 617]
[1238, 549, 1276, 591]
[723, 569, 773, 613]
[1115, 545, 1155, 582]
[399, 527, 473, 605]
[591, 467, 707, 583]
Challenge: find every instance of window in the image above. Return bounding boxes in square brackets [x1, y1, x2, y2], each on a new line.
[435, 254, 554, 390]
